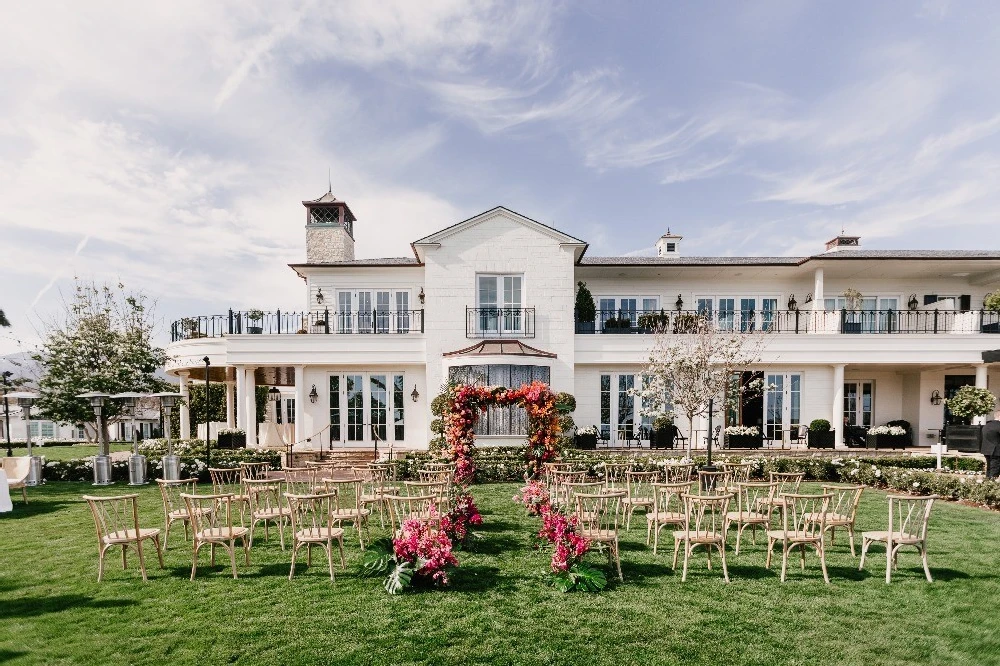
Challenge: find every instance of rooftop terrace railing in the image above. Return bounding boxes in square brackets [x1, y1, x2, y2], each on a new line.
[575, 309, 1000, 335]
[170, 309, 424, 342]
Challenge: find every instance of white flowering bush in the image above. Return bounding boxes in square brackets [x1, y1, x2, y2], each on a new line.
[576, 426, 598, 436]
[945, 386, 997, 420]
[219, 428, 245, 436]
[867, 425, 907, 436]
[725, 425, 760, 437]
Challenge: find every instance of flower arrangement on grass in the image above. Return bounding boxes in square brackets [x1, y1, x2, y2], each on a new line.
[513, 480, 550, 516]
[362, 519, 459, 594]
[440, 489, 483, 546]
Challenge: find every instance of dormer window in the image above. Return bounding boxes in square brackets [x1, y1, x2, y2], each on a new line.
[665, 243, 676, 253]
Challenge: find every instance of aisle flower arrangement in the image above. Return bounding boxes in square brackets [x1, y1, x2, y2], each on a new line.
[363, 519, 459, 594]
[513, 480, 550, 516]
[441, 489, 484, 546]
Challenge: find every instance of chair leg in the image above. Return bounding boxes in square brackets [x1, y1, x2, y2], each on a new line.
[681, 543, 690, 582]
[228, 542, 239, 579]
[121, 545, 128, 570]
[22, 487, 27, 504]
[327, 542, 335, 582]
[646, 519, 652, 546]
[338, 537, 346, 569]
[920, 544, 933, 583]
[800, 543, 806, 571]
[765, 538, 774, 569]
[190, 542, 201, 581]
[153, 535, 165, 569]
[719, 542, 730, 583]
[136, 539, 148, 582]
[289, 543, 299, 581]
[735, 524, 743, 556]
[211, 543, 216, 567]
[780, 543, 789, 582]
[858, 538, 871, 570]
[279, 517, 286, 550]
[97, 545, 107, 582]
[818, 541, 830, 584]
[672, 537, 681, 569]
[848, 526, 856, 558]
[163, 520, 171, 551]
[886, 543, 893, 584]
[706, 547, 712, 571]
[307, 543, 312, 567]
[244, 536, 250, 566]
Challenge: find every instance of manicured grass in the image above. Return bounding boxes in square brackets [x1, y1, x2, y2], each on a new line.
[2, 482, 999, 665]
[4, 444, 133, 460]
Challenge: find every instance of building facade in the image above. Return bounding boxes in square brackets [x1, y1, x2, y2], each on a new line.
[164, 191, 1000, 452]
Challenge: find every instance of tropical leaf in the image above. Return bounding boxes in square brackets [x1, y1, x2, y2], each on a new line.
[361, 538, 395, 577]
[570, 563, 607, 592]
[384, 561, 414, 595]
[551, 571, 575, 593]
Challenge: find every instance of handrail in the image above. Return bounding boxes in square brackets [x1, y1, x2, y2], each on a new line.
[170, 309, 425, 341]
[465, 307, 536, 338]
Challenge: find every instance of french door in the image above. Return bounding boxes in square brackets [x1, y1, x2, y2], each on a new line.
[764, 373, 802, 442]
[600, 373, 642, 444]
[843, 381, 874, 428]
[329, 373, 406, 444]
[477, 275, 523, 335]
[336, 290, 411, 333]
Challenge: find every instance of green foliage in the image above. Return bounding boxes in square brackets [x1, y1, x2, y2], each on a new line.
[637, 310, 671, 331]
[945, 385, 997, 419]
[33, 280, 170, 434]
[551, 562, 607, 593]
[431, 393, 449, 416]
[575, 281, 596, 323]
[360, 537, 414, 595]
[554, 392, 576, 413]
[247, 309, 264, 321]
[0, 308, 9, 327]
[809, 419, 831, 432]
[430, 418, 445, 434]
[985, 289, 1000, 312]
[653, 414, 674, 431]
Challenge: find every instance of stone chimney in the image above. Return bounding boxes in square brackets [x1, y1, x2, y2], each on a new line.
[655, 229, 683, 258]
[303, 190, 356, 263]
[824, 234, 861, 252]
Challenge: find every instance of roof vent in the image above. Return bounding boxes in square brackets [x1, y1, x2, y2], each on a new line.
[656, 229, 683, 258]
[825, 234, 860, 252]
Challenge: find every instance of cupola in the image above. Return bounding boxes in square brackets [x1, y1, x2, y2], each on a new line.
[824, 233, 861, 252]
[303, 188, 356, 263]
[655, 229, 682, 258]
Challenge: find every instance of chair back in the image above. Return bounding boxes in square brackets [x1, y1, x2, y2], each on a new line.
[575, 491, 624, 538]
[680, 492, 731, 537]
[282, 467, 318, 495]
[697, 469, 729, 494]
[722, 461, 754, 486]
[422, 461, 457, 473]
[402, 480, 448, 504]
[888, 494, 937, 541]
[600, 463, 633, 491]
[781, 493, 833, 537]
[652, 482, 690, 516]
[564, 482, 604, 515]
[353, 465, 394, 498]
[322, 478, 363, 513]
[417, 468, 453, 487]
[208, 468, 243, 496]
[83, 494, 142, 542]
[550, 469, 587, 508]
[821, 484, 864, 521]
[663, 462, 694, 483]
[238, 461, 271, 483]
[768, 471, 805, 496]
[182, 492, 240, 538]
[385, 493, 437, 531]
[737, 482, 776, 515]
[625, 471, 658, 503]
[367, 461, 396, 481]
[156, 478, 198, 515]
[3, 456, 31, 482]
[305, 461, 350, 479]
[285, 492, 338, 539]
[243, 478, 285, 516]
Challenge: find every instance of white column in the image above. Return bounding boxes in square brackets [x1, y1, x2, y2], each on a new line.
[975, 365, 990, 424]
[832, 364, 845, 448]
[294, 365, 307, 448]
[245, 366, 257, 448]
[225, 379, 235, 428]
[178, 371, 190, 440]
[812, 268, 824, 312]
[235, 367, 246, 430]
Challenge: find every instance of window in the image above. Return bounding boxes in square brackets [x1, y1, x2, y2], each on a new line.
[370, 375, 387, 441]
[665, 242, 676, 252]
[600, 375, 612, 439]
[329, 376, 341, 441]
[335, 290, 412, 333]
[477, 274, 523, 334]
[595, 296, 660, 327]
[393, 375, 405, 440]
[448, 364, 551, 435]
[286, 398, 295, 424]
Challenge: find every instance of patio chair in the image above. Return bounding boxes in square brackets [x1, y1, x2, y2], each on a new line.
[156, 478, 208, 549]
[385, 493, 439, 534]
[757, 471, 805, 517]
[576, 491, 626, 581]
[243, 478, 291, 549]
[181, 492, 251, 580]
[82, 493, 164, 582]
[238, 461, 271, 483]
[594, 426, 611, 449]
[542, 462, 573, 503]
[549, 469, 587, 510]
[402, 480, 450, 512]
[285, 491, 346, 582]
[672, 492, 733, 582]
[322, 478, 371, 549]
[209, 467, 250, 522]
[417, 468, 454, 491]
[721, 461, 754, 491]
[600, 462, 633, 492]
[696, 469, 729, 494]
[765, 492, 833, 583]
[725, 482, 777, 555]
[815, 484, 865, 556]
[663, 462, 695, 484]
[623, 470, 659, 530]
[859, 494, 937, 583]
[647, 482, 690, 554]
[282, 466, 320, 496]
[354, 466, 394, 528]
[3, 456, 30, 504]
[564, 481, 604, 519]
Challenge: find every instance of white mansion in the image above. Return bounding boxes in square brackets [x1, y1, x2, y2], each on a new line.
[165, 191, 1000, 453]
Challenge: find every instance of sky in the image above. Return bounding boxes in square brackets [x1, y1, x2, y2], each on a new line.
[2, 0, 1000, 356]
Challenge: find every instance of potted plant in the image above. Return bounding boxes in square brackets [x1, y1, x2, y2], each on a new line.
[944, 386, 997, 452]
[575, 426, 598, 450]
[982, 289, 1000, 333]
[673, 312, 703, 334]
[805, 419, 835, 448]
[555, 392, 576, 414]
[181, 317, 203, 339]
[247, 309, 265, 334]
[637, 310, 671, 332]
[842, 288, 863, 333]
[724, 424, 763, 449]
[866, 424, 910, 450]
[217, 428, 246, 449]
[575, 282, 596, 334]
[650, 413, 675, 449]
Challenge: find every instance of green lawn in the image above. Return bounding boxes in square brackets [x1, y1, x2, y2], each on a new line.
[2, 482, 999, 665]
[4, 444, 133, 461]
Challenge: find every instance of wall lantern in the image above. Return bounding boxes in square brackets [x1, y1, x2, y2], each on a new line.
[675, 294, 684, 311]
[418, 288, 425, 305]
[411, 385, 420, 403]
[930, 390, 943, 406]
[309, 385, 319, 403]
[268, 386, 281, 402]
[908, 294, 919, 311]
[787, 294, 798, 311]
[316, 288, 324, 305]
[803, 293, 813, 305]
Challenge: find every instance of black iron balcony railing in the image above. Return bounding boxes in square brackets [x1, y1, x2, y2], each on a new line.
[170, 309, 425, 341]
[574, 309, 1000, 335]
[466, 307, 535, 338]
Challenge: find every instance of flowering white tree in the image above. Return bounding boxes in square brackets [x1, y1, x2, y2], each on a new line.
[635, 317, 771, 457]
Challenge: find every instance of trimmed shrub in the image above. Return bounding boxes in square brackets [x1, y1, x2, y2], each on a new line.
[809, 419, 831, 432]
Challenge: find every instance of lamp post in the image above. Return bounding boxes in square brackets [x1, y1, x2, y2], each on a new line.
[152, 392, 182, 480]
[268, 385, 282, 462]
[203, 356, 211, 469]
[2, 371, 12, 457]
[112, 392, 149, 485]
[77, 391, 113, 485]
[8, 392, 42, 485]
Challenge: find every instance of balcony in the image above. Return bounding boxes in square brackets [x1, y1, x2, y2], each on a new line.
[170, 309, 425, 342]
[466, 307, 535, 339]
[575, 309, 1000, 335]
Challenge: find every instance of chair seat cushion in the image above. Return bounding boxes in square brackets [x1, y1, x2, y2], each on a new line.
[105, 528, 161, 543]
[7, 480, 25, 489]
[295, 527, 345, 541]
[197, 526, 250, 540]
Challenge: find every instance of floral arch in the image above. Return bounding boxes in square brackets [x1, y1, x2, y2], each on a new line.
[444, 380, 561, 485]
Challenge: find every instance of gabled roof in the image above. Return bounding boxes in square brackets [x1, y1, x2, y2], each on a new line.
[411, 206, 588, 263]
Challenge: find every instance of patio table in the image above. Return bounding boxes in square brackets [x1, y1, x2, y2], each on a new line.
[0, 469, 11, 513]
